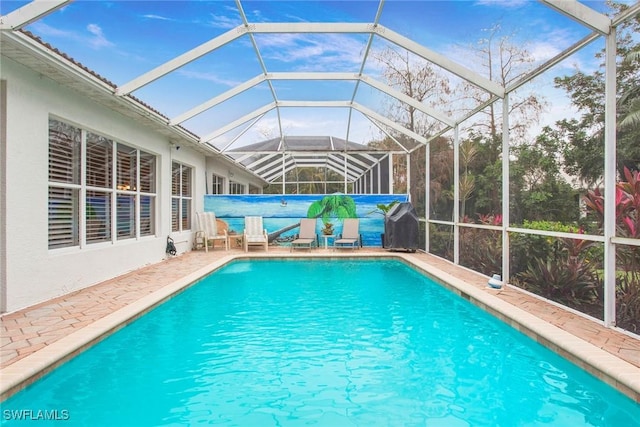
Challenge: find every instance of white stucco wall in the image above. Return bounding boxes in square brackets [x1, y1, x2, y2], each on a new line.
[206, 157, 265, 194]
[0, 57, 210, 313]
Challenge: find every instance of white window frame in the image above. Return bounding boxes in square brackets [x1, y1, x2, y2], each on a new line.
[48, 117, 157, 250]
[211, 173, 224, 195]
[171, 162, 193, 232]
[229, 180, 245, 195]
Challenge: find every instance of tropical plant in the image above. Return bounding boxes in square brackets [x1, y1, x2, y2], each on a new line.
[459, 139, 479, 220]
[458, 214, 502, 276]
[513, 237, 602, 314]
[510, 220, 596, 277]
[616, 271, 640, 333]
[429, 223, 454, 261]
[583, 167, 640, 239]
[368, 200, 400, 216]
[583, 167, 640, 331]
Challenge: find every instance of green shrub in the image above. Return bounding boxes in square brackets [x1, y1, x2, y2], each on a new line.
[512, 238, 603, 317]
[459, 227, 502, 277]
[429, 224, 453, 261]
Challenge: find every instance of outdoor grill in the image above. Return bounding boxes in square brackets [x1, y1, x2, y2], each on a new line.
[383, 202, 419, 252]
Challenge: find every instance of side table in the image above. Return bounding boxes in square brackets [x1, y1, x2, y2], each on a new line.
[321, 234, 335, 249]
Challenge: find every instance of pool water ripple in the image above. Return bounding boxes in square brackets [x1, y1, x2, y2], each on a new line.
[2, 259, 639, 426]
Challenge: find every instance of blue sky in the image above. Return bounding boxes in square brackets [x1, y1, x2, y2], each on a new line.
[2, 0, 624, 147]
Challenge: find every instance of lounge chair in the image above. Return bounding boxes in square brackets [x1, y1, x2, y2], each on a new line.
[244, 216, 268, 252]
[334, 218, 361, 249]
[290, 218, 318, 251]
[195, 212, 228, 251]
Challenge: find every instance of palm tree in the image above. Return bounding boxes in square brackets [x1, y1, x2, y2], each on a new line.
[459, 139, 478, 219]
[619, 49, 640, 130]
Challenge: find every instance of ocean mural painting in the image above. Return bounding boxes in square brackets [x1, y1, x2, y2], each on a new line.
[204, 194, 409, 247]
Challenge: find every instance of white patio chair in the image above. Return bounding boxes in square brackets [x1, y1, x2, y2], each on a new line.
[195, 212, 228, 252]
[244, 216, 268, 252]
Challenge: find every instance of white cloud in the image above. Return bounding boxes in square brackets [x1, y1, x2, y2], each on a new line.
[527, 41, 562, 63]
[176, 69, 243, 88]
[86, 24, 113, 49]
[257, 33, 365, 71]
[29, 22, 113, 50]
[208, 13, 242, 29]
[141, 14, 174, 22]
[29, 22, 75, 39]
[474, 0, 529, 8]
[249, 9, 266, 22]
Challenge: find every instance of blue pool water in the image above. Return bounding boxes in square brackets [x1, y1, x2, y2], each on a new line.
[2, 259, 639, 426]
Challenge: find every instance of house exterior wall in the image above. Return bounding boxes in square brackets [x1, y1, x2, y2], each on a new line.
[0, 57, 213, 313]
[206, 157, 265, 194]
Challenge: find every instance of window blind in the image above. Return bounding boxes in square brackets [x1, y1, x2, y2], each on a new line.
[48, 187, 79, 249]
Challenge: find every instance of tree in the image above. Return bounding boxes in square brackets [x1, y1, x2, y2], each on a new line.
[371, 26, 545, 222]
[510, 127, 581, 224]
[372, 47, 452, 138]
[457, 24, 546, 143]
[427, 136, 454, 220]
[369, 47, 454, 212]
[263, 166, 345, 194]
[619, 48, 640, 130]
[553, 2, 640, 183]
[445, 26, 544, 221]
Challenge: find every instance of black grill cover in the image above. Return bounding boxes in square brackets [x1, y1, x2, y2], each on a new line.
[384, 202, 419, 252]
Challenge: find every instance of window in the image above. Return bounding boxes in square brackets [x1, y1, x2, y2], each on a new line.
[48, 118, 157, 249]
[248, 184, 262, 194]
[211, 174, 224, 194]
[48, 121, 81, 248]
[86, 132, 112, 243]
[116, 144, 136, 239]
[229, 180, 245, 194]
[139, 152, 156, 236]
[172, 162, 192, 232]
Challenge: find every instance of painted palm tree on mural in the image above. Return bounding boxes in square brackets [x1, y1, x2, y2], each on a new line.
[306, 193, 357, 222]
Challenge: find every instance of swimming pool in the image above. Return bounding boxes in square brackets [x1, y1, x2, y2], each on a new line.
[2, 258, 639, 425]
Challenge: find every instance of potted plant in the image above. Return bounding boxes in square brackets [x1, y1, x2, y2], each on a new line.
[321, 221, 335, 235]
